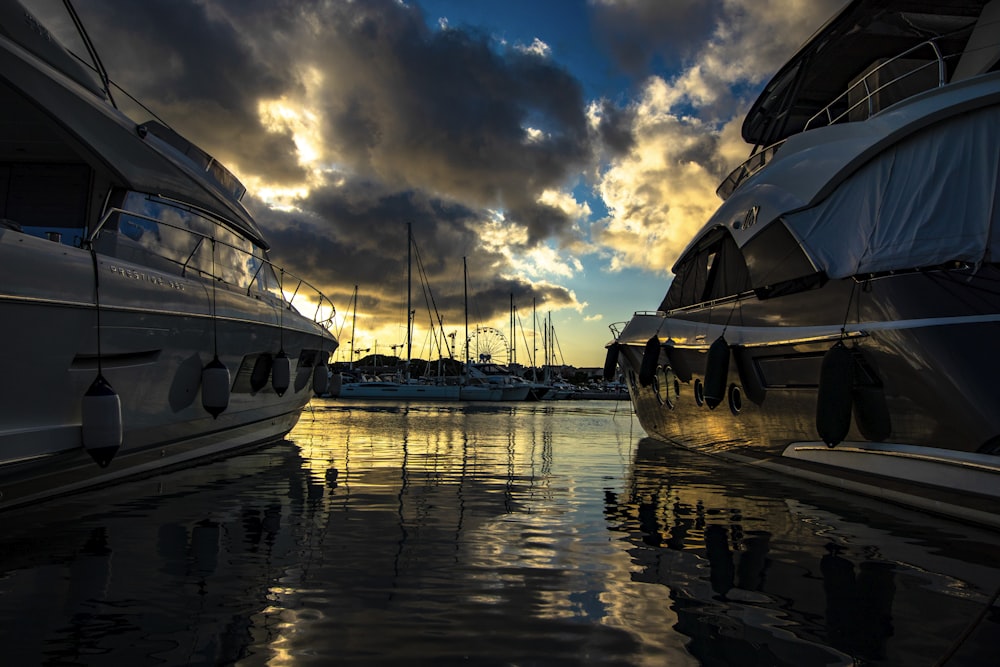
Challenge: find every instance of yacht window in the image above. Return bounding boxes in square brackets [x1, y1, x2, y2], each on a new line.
[248, 246, 284, 300]
[106, 192, 262, 290]
[659, 227, 751, 311]
[0, 162, 90, 244]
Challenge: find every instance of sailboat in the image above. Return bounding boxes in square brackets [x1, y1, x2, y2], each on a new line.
[338, 224, 460, 400]
[462, 296, 535, 401]
[459, 257, 502, 401]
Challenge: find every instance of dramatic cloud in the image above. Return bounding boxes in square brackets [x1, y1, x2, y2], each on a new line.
[29, 0, 849, 363]
[591, 0, 849, 275]
[59, 0, 596, 357]
[590, 0, 726, 75]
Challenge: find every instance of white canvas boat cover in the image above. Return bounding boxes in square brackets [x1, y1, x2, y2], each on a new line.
[783, 105, 1000, 279]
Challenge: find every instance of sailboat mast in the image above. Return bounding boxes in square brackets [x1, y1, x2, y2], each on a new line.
[509, 293, 515, 366]
[532, 298, 537, 382]
[349, 284, 358, 369]
[463, 257, 469, 364]
[406, 222, 412, 373]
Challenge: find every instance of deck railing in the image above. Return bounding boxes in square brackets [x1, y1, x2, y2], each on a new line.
[804, 39, 949, 131]
[716, 141, 784, 200]
[87, 206, 336, 330]
[717, 37, 956, 201]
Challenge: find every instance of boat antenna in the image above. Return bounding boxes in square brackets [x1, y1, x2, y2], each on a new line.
[62, 0, 117, 108]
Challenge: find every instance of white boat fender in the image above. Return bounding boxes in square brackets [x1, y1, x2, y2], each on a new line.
[81, 373, 123, 467]
[639, 336, 660, 387]
[703, 336, 730, 409]
[272, 351, 291, 396]
[313, 363, 330, 395]
[816, 342, 853, 446]
[603, 343, 620, 381]
[202, 356, 231, 418]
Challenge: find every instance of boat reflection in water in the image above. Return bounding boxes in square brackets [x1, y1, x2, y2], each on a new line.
[605, 438, 1000, 666]
[0, 402, 997, 665]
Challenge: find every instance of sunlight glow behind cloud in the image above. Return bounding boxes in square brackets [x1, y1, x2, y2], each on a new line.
[66, 0, 848, 365]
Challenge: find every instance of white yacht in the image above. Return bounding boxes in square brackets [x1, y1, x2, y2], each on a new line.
[609, 0, 1000, 527]
[0, 1, 338, 508]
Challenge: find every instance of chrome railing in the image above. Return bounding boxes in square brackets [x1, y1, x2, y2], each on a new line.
[716, 140, 785, 200]
[803, 39, 950, 131]
[717, 37, 957, 201]
[87, 206, 336, 330]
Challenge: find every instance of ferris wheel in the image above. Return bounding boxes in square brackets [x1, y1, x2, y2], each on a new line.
[464, 326, 510, 364]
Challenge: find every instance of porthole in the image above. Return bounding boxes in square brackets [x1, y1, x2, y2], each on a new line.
[728, 383, 743, 415]
[694, 378, 704, 406]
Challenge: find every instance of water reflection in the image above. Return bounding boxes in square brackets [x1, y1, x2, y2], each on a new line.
[0, 402, 996, 666]
[605, 437, 1000, 666]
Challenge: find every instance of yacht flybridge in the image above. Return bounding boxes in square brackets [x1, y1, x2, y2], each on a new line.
[608, 0, 1000, 528]
[0, 1, 338, 507]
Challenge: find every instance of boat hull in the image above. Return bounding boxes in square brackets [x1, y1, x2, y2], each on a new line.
[0, 231, 336, 509]
[616, 269, 1000, 527]
[338, 382, 461, 400]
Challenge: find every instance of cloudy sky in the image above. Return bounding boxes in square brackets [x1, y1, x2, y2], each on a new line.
[49, 0, 847, 367]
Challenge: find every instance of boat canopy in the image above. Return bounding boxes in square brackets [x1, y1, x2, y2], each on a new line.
[743, 0, 993, 147]
[783, 104, 1000, 278]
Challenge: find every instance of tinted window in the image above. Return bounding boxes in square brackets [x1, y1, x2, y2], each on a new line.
[106, 192, 269, 292]
[660, 227, 751, 311]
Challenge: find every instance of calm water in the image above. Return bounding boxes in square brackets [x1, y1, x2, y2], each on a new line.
[1, 400, 998, 666]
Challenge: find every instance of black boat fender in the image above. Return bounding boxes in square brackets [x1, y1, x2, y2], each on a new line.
[603, 342, 620, 381]
[313, 363, 331, 395]
[816, 342, 853, 446]
[851, 349, 891, 441]
[704, 336, 730, 410]
[733, 345, 766, 405]
[665, 340, 691, 382]
[639, 336, 660, 387]
[272, 351, 291, 396]
[202, 355, 231, 418]
[250, 353, 273, 392]
[853, 384, 891, 441]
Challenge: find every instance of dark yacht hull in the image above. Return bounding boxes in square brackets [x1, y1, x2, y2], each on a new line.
[615, 268, 1000, 527]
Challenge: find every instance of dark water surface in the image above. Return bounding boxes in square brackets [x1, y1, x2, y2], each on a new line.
[1, 400, 998, 665]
